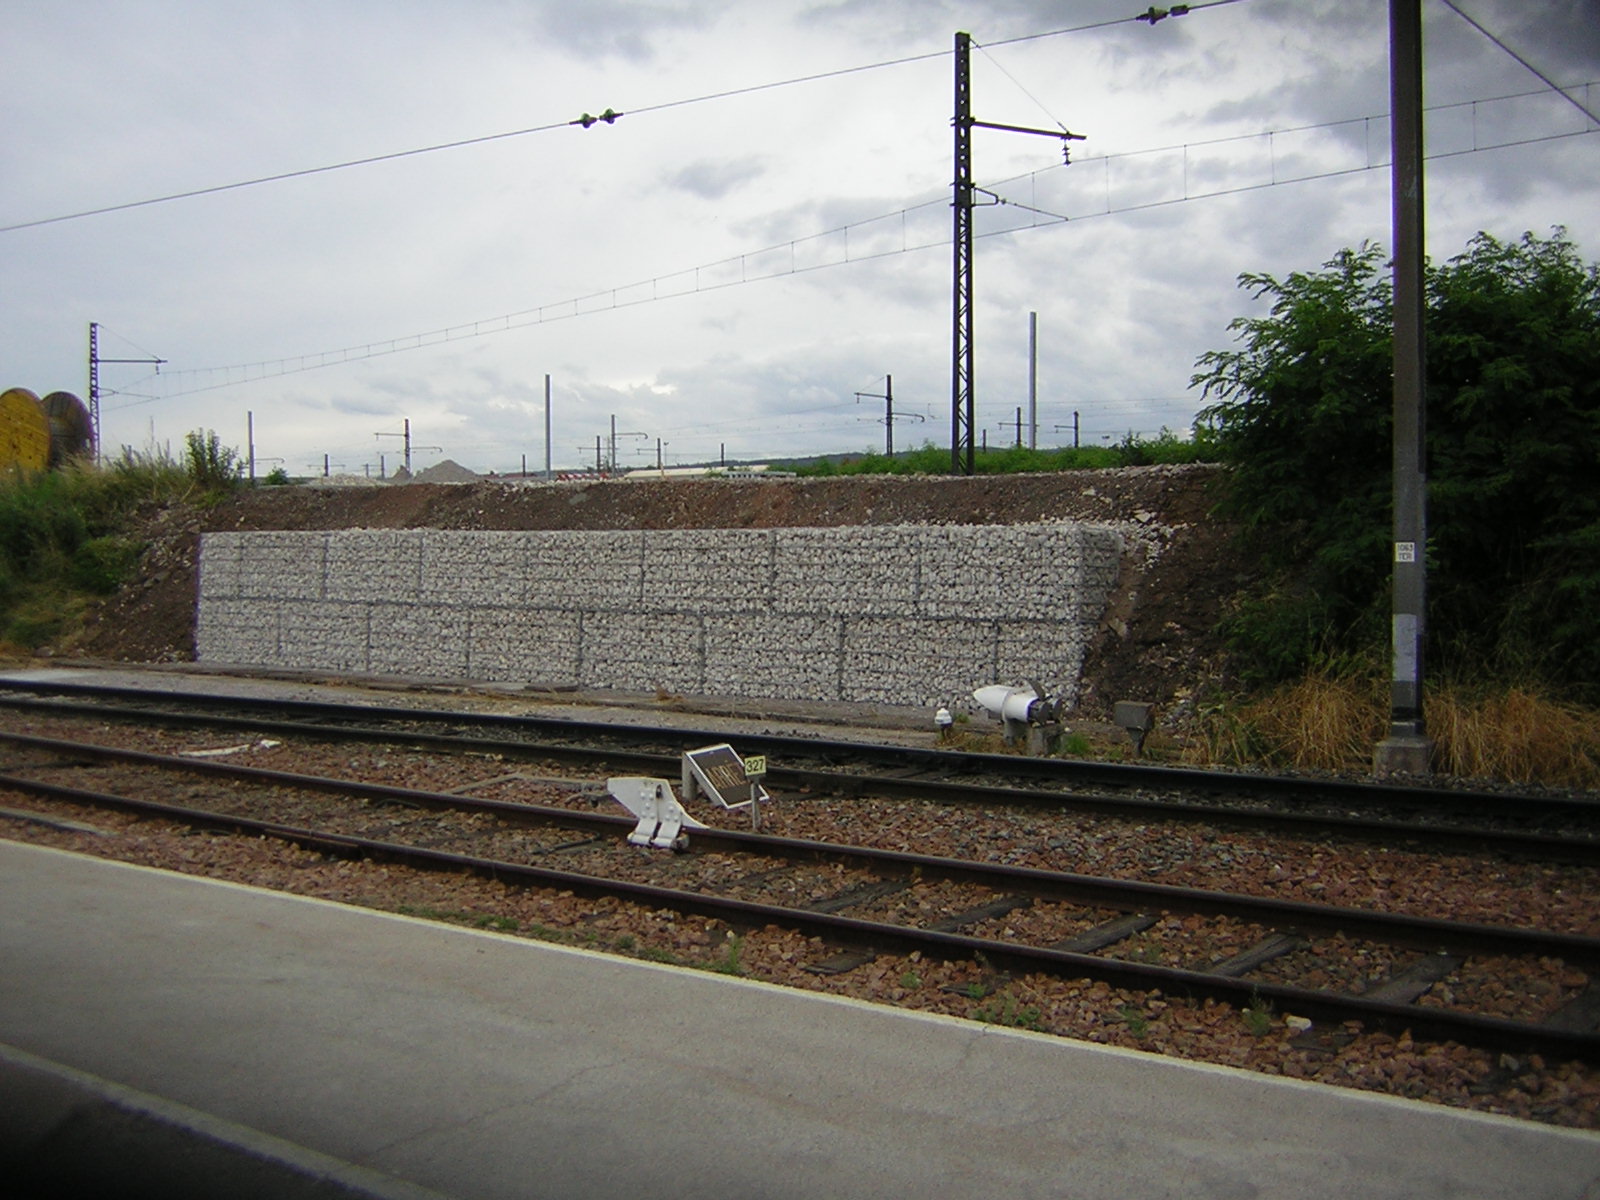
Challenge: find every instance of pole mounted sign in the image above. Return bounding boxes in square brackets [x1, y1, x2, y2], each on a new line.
[683, 743, 770, 831]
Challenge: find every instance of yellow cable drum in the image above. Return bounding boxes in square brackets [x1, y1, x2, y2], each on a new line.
[0, 387, 50, 472]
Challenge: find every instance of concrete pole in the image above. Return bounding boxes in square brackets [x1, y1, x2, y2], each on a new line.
[1028, 311, 1038, 450]
[1376, 0, 1432, 776]
[544, 374, 553, 480]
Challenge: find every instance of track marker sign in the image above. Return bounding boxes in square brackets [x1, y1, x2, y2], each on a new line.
[682, 743, 769, 810]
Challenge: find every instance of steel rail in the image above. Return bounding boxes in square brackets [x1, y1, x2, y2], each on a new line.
[1, 763, 1597, 1063]
[1, 728, 1595, 964]
[2, 688, 1598, 862]
[5, 677, 1595, 818]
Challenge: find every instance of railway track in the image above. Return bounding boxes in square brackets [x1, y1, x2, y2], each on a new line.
[1, 677, 1598, 863]
[1, 721, 1597, 1065]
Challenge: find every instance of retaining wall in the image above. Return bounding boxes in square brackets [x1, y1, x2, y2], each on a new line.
[195, 524, 1124, 707]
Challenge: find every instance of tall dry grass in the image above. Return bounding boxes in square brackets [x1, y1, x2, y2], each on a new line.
[1427, 687, 1600, 788]
[1183, 673, 1600, 789]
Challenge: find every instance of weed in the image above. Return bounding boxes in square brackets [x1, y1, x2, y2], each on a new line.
[6, 597, 75, 649]
[1117, 1004, 1149, 1038]
[636, 944, 686, 966]
[1055, 731, 1093, 757]
[964, 981, 991, 1000]
[1243, 993, 1274, 1037]
[900, 969, 923, 989]
[183, 429, 244, 495]
[972, 990, 1045, 1031]
[614, 934, 636, 952]
[69, 537, 142, 594]
[711, 933, 745, 976]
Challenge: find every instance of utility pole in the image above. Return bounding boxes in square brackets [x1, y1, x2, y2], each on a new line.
[604, 414, 648, 473]
[544, 374, 553, 481]
[950, 31, 1083, 475]
[1376, 0, 1431, 776]
[247, 411, 256, 484]
[375, 419, 437, 475]
[88, 322, 164, 462]
[1052, 414, 1082, 448]
[1028, 311, 1038, 450]
[856, 375, 921, 458]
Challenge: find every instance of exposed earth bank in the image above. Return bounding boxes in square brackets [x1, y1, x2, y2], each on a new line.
[69, 464, 1246, 719]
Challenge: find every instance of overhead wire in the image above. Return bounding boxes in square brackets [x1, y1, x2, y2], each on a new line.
[111, 74, 1597, 410]
[980, 0, 1245, 51]
[972, 38, 1076, 135]
[1439, 0, 1600, 126]
[0, 7, 1221, 237]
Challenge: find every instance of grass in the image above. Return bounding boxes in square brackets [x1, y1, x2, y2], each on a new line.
[1427, 686, 1600, 787]
[1054, 731, 1094, 757]
[972, 989, 1045, 1031]
[1242, 993, 1274, 1038]
[1181, 671, 1600, 789]
[711, 933, 745, 976]
[0, 440, 242, 654]
[1116, 1004, 1150, 1039]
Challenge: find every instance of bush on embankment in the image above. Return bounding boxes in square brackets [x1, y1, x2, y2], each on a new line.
[0, 432, 241, 652]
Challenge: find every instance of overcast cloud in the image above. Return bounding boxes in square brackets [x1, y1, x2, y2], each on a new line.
[3, 0, 1595, 476]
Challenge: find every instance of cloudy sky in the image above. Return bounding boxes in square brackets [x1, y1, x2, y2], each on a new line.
[3, 0, 1596, 477]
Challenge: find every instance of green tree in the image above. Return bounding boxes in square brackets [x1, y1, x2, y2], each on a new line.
[1194, 228, 1600, 695]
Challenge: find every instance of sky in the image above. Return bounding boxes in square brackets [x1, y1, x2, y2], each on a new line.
[3, 0, 1597, 477]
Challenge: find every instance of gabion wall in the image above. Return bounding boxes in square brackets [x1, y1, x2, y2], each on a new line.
[195, 524, 1124, 707]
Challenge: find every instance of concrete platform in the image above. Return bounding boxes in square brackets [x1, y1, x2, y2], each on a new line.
[2, 843, 1599, 1198]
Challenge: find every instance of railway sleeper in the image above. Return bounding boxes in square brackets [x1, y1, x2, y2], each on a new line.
[926, 894, 1034, 933]
[1049, 913, 1158, 954]
[1359, 951, 1464, 1005]
[1208, 932, 1309, 978]
[1541, 984, 1600, 1034]
[803, 879, 910, 914]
